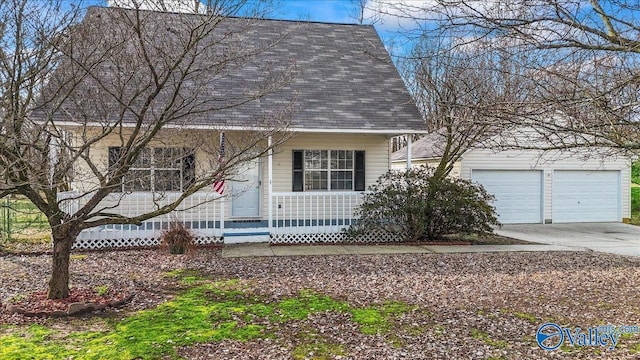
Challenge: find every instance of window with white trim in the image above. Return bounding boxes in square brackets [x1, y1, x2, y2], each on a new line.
[292, 150, 365, 191]
[109, 147, 195, 192]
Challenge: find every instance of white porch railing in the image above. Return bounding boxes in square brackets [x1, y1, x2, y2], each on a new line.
[56, 190, 368, 247]
[271, 191, 365, 242]
[58, 191, 223, 249]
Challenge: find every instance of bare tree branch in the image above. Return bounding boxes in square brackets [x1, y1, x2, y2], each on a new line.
[1, 0, 295, 299]
[416, 0, 640, 154]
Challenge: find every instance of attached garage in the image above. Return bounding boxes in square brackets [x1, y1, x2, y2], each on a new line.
[460, 149, 630, 225]
[472, 170, 543, 224]
[552, 170, 620, 223]
[393, 135, 632, 224]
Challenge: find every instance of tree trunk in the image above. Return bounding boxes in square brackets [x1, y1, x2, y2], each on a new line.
[47, 228, 77, 299]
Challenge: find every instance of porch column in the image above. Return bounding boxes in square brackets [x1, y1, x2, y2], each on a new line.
[267, 136, 273, 233]
[405, 134, 412, 169]
[220, 198, 225, 235]
[49, 136, 58, 189]
[219, 132, 225, 237]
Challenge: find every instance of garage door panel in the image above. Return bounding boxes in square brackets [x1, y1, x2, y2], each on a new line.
[553, 170, 619, 223]
[472, 170, 542, 224]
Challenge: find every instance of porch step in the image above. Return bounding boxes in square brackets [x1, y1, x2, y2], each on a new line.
[223, 231, 270, 244]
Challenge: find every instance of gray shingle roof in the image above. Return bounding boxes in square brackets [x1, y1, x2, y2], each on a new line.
[45, 7, 424, 133]
[391, 132, 446, 161]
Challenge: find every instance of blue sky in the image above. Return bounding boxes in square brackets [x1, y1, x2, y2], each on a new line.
[85, 0, 409, 54]
[89, 1, 362, 23]
[270, 0, 358, 24]
[265, 0, 412, 57]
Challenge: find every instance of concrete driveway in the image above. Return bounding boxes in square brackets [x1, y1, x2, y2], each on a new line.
[495, 223, 640, 257]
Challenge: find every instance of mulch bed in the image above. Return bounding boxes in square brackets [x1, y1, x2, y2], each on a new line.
[4, 288, 133, 317]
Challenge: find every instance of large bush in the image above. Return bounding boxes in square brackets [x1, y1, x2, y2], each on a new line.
[348, 167, 499, 242]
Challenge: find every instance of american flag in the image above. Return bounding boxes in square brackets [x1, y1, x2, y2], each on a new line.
[213, 132, 225, 194]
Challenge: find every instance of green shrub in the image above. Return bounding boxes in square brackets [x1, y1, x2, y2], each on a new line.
[633, 162, 640, 185]
[632, 187, 640, 223]
[348, 167, 499, 241]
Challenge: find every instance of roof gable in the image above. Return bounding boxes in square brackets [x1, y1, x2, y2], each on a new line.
[45, 7, 424, 133]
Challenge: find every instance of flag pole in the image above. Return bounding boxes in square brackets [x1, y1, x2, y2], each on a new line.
[218, 131, 225, 239]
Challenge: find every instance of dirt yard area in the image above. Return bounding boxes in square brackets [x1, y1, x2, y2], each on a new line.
[1, 249, 639, 359]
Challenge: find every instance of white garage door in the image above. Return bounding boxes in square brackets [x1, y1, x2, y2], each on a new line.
[553, 170, 620, 223]
[472, 170, 542, 224]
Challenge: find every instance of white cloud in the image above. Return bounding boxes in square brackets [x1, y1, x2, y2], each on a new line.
[361, 0, 542, 31]
[107, 0, 206, 13]
[361, 0, 438, 30]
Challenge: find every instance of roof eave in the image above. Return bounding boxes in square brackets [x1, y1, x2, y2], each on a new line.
[54, 121, 427, 135]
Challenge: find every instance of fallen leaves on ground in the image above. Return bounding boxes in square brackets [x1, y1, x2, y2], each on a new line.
[1, 248, 639, 359]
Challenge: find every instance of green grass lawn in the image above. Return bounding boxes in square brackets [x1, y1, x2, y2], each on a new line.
[0, 270, 418, 360]
[2, 255, 640, 359]
[632, 186, 640, 225]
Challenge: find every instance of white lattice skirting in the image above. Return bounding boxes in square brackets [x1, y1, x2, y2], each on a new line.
[72, 232, 401, 249]
[270, 231, 397, 244]
[72, 236, 222, 250]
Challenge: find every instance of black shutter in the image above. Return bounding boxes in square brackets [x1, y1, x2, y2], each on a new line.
[183, 148, 195, 190]
[108, 147, 123, 192]
[292, 150, 303, 192]
[108, 147, 121, 170]
[354, 151, 365, 191]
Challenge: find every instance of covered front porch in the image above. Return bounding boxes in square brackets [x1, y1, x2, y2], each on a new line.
[57, 131, 417, 250]
[58, 190, 369, 249]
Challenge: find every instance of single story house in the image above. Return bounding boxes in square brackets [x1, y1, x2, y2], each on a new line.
[392, 132, 632, 224]
[47, 6, 425, 249]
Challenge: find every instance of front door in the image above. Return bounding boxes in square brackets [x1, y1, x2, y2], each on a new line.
[231, 158, 261, 217]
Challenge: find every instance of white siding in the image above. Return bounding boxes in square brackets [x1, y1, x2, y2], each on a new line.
[266, 133, 389, 217]
[270, 133, 388, 191]
[391, 159, 462, 178]
[68, 128, 218, 193]
[461, 149, 631, 222]
[68, 129, 390, 222]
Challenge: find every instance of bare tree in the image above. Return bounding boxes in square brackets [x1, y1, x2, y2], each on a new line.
[347, 0, 383, 25]
[0, 0, 294, 299]
[389, 0, 640, 154]
[400, 32, 528, 179]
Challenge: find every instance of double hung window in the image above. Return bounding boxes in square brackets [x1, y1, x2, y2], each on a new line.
[292, 150, 365, 191]
[108, 147, 195, 192]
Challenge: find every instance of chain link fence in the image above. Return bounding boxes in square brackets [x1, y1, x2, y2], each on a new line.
[0, 197, 49, 244]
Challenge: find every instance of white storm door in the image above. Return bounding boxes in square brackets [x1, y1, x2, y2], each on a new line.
[231, 158, 261, 217]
